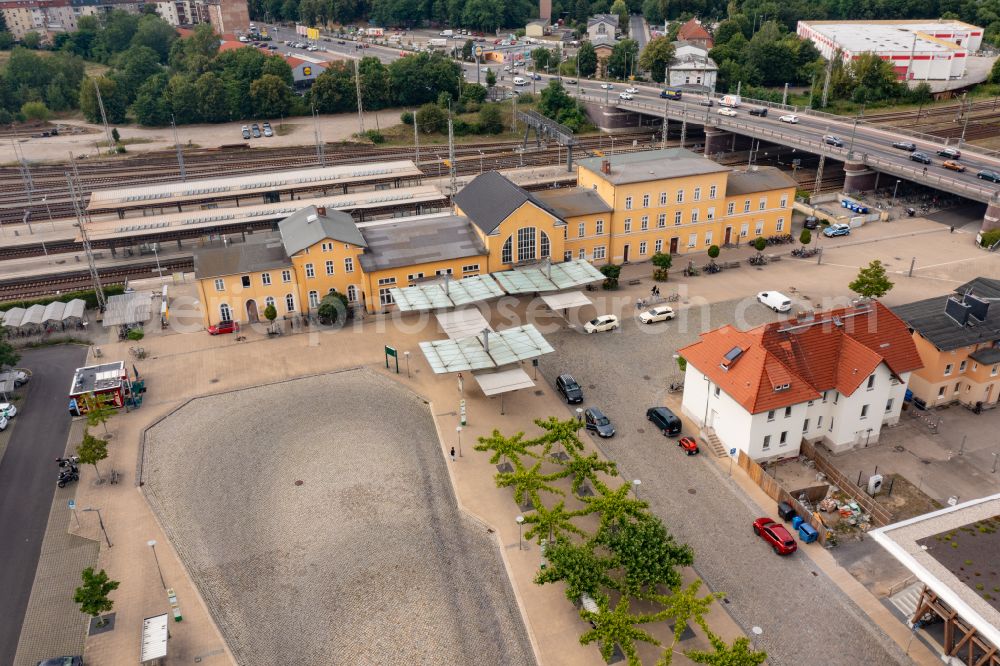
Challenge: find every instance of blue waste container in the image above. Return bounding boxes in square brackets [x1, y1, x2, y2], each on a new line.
[792, 515, 804, 531]
[798, 523, 818, 543]
[842, 200, 850, 208]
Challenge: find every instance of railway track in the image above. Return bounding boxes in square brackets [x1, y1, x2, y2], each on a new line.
[0, 256, 193, 301]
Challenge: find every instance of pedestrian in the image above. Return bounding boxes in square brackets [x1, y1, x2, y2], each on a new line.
[654, 286, 660, 297]
[922, 166, 927, 175]
[650, 286, 656, 297]
[450, 447, 456, 462]
[636, 298, 643, 310]
[950, 225, 955, 233]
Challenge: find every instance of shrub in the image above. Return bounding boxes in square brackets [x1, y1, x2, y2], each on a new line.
[979, 229, 1000, 249]
[400, 111, 414, 125]
[365, 129, 385, 144]
[707, 244, 720, 259]
[126, 328, 144, 341]
[518, 93, 535, 104]
[653, 267, 669, 281]
[21, 101, 50, 121]
[0, 284, 125, 311]
[651, 252, 672, 269]
[599, 263, 621, 290]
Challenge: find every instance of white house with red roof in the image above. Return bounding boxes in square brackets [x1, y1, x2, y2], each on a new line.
[678, 301, 923, 460]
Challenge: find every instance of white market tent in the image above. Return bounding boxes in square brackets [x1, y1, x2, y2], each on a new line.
[104, 291, 153, 327]
[62, 299, 86, 324]
[42, 301, 66, 327]
[20, 304, 46, 332]
[419, 324, 554, 374]
[1, 307, 24, 329]
[435, 308, 492, 340]
[540, 291, 592, 311]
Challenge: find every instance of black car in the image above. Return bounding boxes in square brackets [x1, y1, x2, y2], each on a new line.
[337, 39, 345, 44]
[36, 657, 83, 666]
[251, 124, 261, 138]
[910, 151, 931, 164]
[748, 107, 768, 117]
[584, 407, 615, 438]
[646, 406, 682, 436]
[803, 215, 819, 229]
[556, 374, 583, 404]
[892, 141, 917, 151]
[530, 73, 542, 80]
[977, 169, 1000, 183]
[823, 135, 843, 147]
[937, 147, 961, 159]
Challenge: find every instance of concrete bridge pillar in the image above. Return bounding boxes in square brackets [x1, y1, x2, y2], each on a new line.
[703, 127, 730, 157]
[843, 160, 878, 193]
[982, 198, 1000, 233]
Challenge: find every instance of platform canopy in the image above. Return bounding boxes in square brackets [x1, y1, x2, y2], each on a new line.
[473, 368, 535, 396]
[435, 308, 491, 340]
[390, 274, 505, 312]
[419, 324, 554, 374]
[140, 613, 169, 663]
[540, 291, 592, 310]
[104, 291, 153, 327]
[494, 259, 605, 294]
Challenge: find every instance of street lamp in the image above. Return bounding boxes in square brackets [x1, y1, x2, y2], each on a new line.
[891, 179, 902, 209]
[82, 507, 111, 548]
[632, 479, 641, 499]
[576, 407, 583, 422]
[404, 350, 410, 378]
[147, 539, 166, 589]
[456, 425, 463, 457]
[478, 150, 484, 174]
[516, 515, 525, 549]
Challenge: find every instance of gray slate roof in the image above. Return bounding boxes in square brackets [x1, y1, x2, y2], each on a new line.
[725, 167, 798, 196]
[194, 236, 291, 280]
[588, 14, 619, 27]
[892, 277, 1000, 351]
[453, 171, 558, 234]
[358, 215, 487, 272]
[278, 205, 367, 256]
[577, 148, 729, 185]
[533, 187, 613, 218]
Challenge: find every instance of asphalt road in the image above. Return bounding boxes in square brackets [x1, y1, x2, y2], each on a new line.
[538, 302, 910, 665]
[630, 15, 649, 50]
[0, 345, 87, 666]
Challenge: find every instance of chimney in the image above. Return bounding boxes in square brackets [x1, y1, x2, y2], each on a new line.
[945, 296, 971, 326]
[601, 160, 611, 174]
[316, 206, 326, 217]
[965, 294, 990, 323]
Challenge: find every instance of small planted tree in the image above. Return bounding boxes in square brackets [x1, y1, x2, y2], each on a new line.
[799, 229, 812, 246]
[317, 291, 349, 325]
[600, 263, 622, 290]
[495, 459, 565, 509]
[74, 567, 119, 627]
[675, 355, 687, 373]
[263, 303, 277, 330]
[685, 631, 768, 666]
[651, 252, 672, 281]
[752, 236, 767, 253]
[535, 538, 617, 604]
[486, 69, 496, 88]
[76, 429, 108, 483]
[849, 260, 894, 299]
[0, 324, 20, 372]
[475, 429, 538, 468]
[654, 580, 724, 665]
[579, 595, 665, 666]
[707, 245, 720, 265]
[521, 500, 587, 544]
[83, 393, 115, 435]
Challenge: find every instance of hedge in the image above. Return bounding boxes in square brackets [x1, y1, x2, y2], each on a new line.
[0, 284, 126, 312]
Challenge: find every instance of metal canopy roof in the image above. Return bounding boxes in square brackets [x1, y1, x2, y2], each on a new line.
[140, 613, 169, 662]
[436, 308, 492, 340]
[390, 274, 504, 312]
[494, 259, 605, 294]
[541, 291, 592, 310]
[474, 368, 535, 396]
[419, 324, 555, 374]
[103, 291, 153, 327]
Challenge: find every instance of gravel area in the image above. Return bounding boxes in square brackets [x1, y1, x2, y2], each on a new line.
[539, 298, 911, 666]
[142, 369, 534, 666]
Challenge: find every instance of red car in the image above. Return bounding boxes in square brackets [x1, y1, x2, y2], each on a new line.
[677, 436, 699, 455]
[753, 517, 797, 555]
[208, 320, 238, 335]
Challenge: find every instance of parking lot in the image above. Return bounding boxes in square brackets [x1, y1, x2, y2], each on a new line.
[142, 369, 534, 666]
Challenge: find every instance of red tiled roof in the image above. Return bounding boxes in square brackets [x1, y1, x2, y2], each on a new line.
[678, 301, 923, 414]
[285, 56, 306, 67]
[219, 40, 247, 52]
[677, 19, 711, 41]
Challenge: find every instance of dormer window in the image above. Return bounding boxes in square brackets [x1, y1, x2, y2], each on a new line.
[720, 346, 743, 370]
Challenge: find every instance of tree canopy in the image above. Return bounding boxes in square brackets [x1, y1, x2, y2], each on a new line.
[849, 259, 894, 299]
[639, 37, 675, 84]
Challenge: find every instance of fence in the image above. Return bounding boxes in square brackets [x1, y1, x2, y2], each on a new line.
[800, 440, 894, 526]
[737, 450, 829, 543]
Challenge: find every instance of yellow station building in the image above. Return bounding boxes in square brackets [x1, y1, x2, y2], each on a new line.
[194, 149, 798, 327]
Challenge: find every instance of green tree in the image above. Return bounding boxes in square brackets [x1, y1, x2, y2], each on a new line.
[79, 75, 127, 123]
[317, 290, 349, 324]
[479, 102, 503, 133]
[168, 23, 218, 74]
[20, 100, 50, 120]
[608, 39, 639, 79]
[495, 458, 564, 509]
[849, 259, 893, 299]
[600, 263, 621, 289]
[415, 101, 446, 133]
[847, 52, 902, 104]
[639, 37, 675, 83]
[0, 325, 19, 371]
[609, 0, 629, 31]
[799, 228, 811, 246]
[597, 515, 694, 596]
[462, 38, 474, 60]
[74, 568, 119, 627]
[249, 73, 292, 118]
[359, 56, 392, 110]
[555, 451, 619, 494]
[641, 0, 663, 24]
[76, 429, 108, 482]
[579, 595, 665, 666]
[521, 500, 587, 544]
[685, 631, 767, 666]
[707, 244, 720, 260]
[131, 14, 177, 62]
[652, 251, 672, 281]
[115, 45, 161, 101]
[532, 46, 552, 71]
[0, 32, 13, 50]
[311, 62, 356, 113]
[131, 73, 171, 125]
[262, 55, 295, 87]
[581, 482, 649, 530]
[164, 73, 199, 123]
[752, 236, 766, 252]
[577, 41, 597, 77]
[475, 428, 538, 467]
[486, 68, 497, 87]
[991, 57, 1000, 84]
[21, 32, 41, 49]
[195, 72, 229, 122]
[263, 303, 278, 325]
[535, 538, 617, 603]
[83, 393, 115, 435]
[389, 52, 461, 106]
[461, 83, 488, 104]
[92, 10, 139, 62]
[532, 416, 585, 458]
[676, 355, 686, 372]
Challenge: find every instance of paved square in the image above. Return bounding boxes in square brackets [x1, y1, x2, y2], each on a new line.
[142, 369, 535, 666]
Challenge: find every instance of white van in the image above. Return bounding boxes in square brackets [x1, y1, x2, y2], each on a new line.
[513, 76, 528, 86]
[757, 291, 792, 312]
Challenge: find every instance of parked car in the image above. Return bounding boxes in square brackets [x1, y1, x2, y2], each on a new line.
[646, 406, 682, 436]
[584, 314, 620, 333]
[556, 374, 584, 404]
[717, 107, 737, 117]
[823, 135, 843, 147]
[892, 140, 917, 151]
[36, 657, 83, 666]
[241, 125, 251, 139]
[753, 517, 798, 555]
[0, 415, 7, 431]
[262, 122, 273, 137]
[600, 83, 614, 90]
[910, 151, 931, 164]
[778, 114, 799, 124]
[823, 223, 851, 237]
[619, 92, 634, 100]
[639, 306, 675, 324]
[941, 160, 965, 172]
[584, 407, 616, 438]
[207, 320, 238, 335]
[803, 215, 819, 229]
[978, 169, 1000, 183]
[937, 147, 961, 159]
[748, 107, 768, 117]
[251, 124, 261, 138]
[14, 369, 29, 387]
[757, 291, 792, 312]
[0, 402, 17, 418]
[677, 436, 699, 455]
